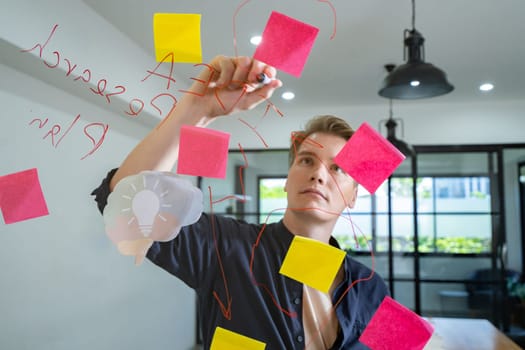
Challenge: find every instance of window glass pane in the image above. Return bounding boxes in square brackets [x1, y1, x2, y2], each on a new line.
[375, 178, 415, 212]
[353, 187, 372, 213]
[351, 255, 388, 277]
[258, 178, 286, 223]
[334, 186, 374, 251]
[420, 257, 492, 279]
[434, 215, 491, 253]
[435, 177, 491, 212]
[435, 214, 491, 237]
[374, 182, 388, 212]
[333, 213, 371, 251]
[391, 178, 414, 213]
[394, 281, 415, 309]
[418, 153, 489, 176]
[375, 178, 416, 253]
[417, 177, 434, 213]
[375, 214, 388, 252]
[374, 213, 415, 253]
[392, 214, 415, 252]
[418, 213, 434, 251]
[420, 175, 492, 254]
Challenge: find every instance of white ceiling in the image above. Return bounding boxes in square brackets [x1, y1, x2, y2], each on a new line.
[83, 0, 525, 110]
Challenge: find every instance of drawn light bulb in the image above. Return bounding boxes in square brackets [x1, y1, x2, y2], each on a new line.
[131, 189, 160, 237]
[104, 171, 204, 266]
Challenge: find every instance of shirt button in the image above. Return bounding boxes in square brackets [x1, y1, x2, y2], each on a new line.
[293, 297, 301, 305]
[296, 335, 304, 343]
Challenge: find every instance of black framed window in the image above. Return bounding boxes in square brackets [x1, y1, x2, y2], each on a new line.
[257, 175, 493, 255]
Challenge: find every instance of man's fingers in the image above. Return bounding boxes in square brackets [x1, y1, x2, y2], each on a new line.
[213, 55, 253, 90]
[214, 55, 236, 87]
[198, 55, 282, 111]
[238, 79, 283, 110]
[230, 56, 252, 89]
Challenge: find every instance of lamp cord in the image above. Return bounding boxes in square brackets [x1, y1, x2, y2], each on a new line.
[411, 0, 416, 30]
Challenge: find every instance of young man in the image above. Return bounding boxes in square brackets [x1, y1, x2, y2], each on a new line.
[92, 55, 388, 349]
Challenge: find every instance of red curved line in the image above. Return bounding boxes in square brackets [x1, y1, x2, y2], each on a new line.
[333, 213, 376, 310]
[212, 143, 249, 204]
[249, 208, 298, 318]
[232, 0, 252, 57]
[238, 118, 269, 148]
[317, 0, 337, 40]
[260, 95, 284, 119]
[209, 186, 233, 320]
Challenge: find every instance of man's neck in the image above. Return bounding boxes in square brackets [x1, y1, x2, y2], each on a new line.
[282, 209, 337, 243]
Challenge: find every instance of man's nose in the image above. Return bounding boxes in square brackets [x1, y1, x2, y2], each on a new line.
[310, 163, 329, 183]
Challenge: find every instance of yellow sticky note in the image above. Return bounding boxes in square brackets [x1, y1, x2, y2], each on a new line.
[210, 327, 266, 350]
[153, 13, 202, 63]
[279, 235, 346, 293]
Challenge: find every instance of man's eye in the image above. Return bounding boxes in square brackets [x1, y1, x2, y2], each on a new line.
[299, 157, 312, 165]
[332, 164, 346, 174]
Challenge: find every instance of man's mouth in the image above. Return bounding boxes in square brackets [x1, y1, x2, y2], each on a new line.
[300, 189, 327, 201]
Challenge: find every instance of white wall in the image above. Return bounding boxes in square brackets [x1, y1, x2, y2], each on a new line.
[0, 62, 196, 350]
[1, 1, 195, 349]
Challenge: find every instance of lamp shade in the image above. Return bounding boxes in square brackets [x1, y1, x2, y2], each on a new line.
[379, 29, 454, 100]
[378, 61, 454, 99]
[385, 118, 414, 157]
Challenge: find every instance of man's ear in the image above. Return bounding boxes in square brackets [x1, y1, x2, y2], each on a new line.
[347, 182, 358, 209]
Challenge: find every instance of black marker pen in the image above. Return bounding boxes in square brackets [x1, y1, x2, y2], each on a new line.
[256, 73, 272, 85]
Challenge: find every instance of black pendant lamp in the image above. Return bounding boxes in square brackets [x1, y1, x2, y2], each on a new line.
[378, 0, 454, 99]
[382, 65, 415, 157]
[385, 100, 415, 157]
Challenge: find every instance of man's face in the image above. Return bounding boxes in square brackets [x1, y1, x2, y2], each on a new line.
[284, 132, 358, 220]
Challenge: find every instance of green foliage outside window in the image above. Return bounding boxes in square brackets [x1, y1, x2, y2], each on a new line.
[260, 176, 492, 255]
[334, 234, 371, 251]
[260, 183, 287, 199]
[431, 236, 490, 253]
[336, 235, 490, 254]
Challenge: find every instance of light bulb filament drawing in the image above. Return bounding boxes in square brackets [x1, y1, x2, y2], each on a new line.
[130, 189, 160, 237]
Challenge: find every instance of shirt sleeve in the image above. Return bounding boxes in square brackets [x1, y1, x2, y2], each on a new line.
[90, 168, 119, 214]
[146, 213, 217, 290]
[90, 168, 221, 291]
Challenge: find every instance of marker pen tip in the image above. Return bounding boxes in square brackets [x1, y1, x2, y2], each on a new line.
[256, 73, 272, 85]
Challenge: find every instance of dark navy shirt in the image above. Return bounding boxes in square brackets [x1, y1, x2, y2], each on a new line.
[92, 169, 389, 349]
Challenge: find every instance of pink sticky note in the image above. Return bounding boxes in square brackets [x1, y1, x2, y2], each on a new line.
[334, 122, 405, 194]
[176, 125, 230, 179]
[0, 168, 49, 224]
[253, 11, 319, 77]
[359, 296, 434, 350]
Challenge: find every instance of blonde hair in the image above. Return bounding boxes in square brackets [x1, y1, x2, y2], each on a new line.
[288, 115, 354, 166]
